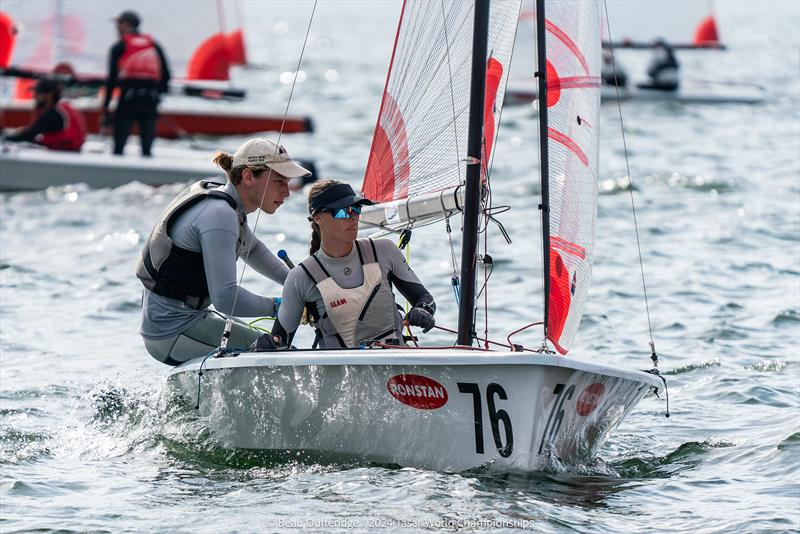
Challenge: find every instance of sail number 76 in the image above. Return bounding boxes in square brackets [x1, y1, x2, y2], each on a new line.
[457, 382, 513, 457]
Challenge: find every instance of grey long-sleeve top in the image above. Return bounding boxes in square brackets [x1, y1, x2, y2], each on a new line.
[274, 239, 434, 347]
[139, 182, 288, 339]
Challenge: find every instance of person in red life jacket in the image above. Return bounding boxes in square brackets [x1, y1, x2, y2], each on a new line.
[2, 79, 86, 152]
[100, 10, 170, 157]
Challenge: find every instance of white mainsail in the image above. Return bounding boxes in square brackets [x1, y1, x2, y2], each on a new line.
[360, 0, 520, 227]
[541, 1, 601, 354]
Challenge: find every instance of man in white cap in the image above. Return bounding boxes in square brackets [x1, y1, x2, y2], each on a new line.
[135, 138, 310, 365]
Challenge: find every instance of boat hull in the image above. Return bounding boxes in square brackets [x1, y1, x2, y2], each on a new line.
[1, 98, 313, 138]
[0, 143, 219, 191]
[505, 79, 765, 105]
[168, 350, 662, 473]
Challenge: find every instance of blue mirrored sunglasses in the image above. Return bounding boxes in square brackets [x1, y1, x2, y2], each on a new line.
[321, 205, 362, 219]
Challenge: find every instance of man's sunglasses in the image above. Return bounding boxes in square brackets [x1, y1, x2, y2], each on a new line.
[319, 205, 362, 219]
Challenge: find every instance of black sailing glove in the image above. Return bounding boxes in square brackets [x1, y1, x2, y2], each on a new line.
[251, 332, 277, 351]
[404, 306, 435, 333]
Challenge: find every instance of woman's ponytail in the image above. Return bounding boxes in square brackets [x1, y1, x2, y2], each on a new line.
[309, 221, 321, 255]
[212, 151, 233, 172]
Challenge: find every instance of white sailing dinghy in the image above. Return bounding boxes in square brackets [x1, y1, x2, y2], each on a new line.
[0, 139, 318, 192]
[168, 0, 665, 473]
[506, 0, 766, 106]
[0, 140, 223, 191]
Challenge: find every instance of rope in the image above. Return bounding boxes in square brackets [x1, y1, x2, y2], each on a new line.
[483, 240, 489, 349]
[445, 215, 460, 304]
[432, 324, 537, 353]
[603, 0, 659, 368]
[248, 317, 274, 333]
[220, 1, 318, 347]
[438, 1, 464, 313]
[506, 321, 543, 350]
[439, 0, 462, 186]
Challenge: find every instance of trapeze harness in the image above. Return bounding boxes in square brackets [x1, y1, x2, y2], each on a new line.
[135, 180, 246, 309]
[40, 101, 86, 152]
[299, 239, 398, 348]
[119, 34, 161, 81]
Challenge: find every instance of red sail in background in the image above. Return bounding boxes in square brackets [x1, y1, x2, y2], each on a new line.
[0, 11, 16, 68]
[693, 15, 720, 46]
[601, 0, 724, 48]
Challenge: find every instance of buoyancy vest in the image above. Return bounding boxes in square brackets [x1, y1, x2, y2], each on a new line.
[299, 239, 399, 348]
[39, 101, 86, 152]
[135, 180, 246, 308]
[119, 33, 161, 81]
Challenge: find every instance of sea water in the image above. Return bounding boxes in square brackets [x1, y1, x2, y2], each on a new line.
[1, 1, 798, 532]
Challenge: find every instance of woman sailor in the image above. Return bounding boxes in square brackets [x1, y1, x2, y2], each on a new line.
[135, 138, 310, 365]
[268, 180, 436, 349]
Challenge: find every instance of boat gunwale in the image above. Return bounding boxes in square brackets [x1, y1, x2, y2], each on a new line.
[169, 349, 664, 389]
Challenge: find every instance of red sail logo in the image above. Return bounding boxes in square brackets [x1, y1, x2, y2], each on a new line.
[387, 374, 448, 410]
[576, 383, 605, 416]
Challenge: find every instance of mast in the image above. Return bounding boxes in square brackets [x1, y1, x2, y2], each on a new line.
[535, 0, 551, 343]
[55, 0, 65, 65]
[456, 0, 490, 346]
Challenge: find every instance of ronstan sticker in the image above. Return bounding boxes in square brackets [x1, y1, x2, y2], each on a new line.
[576, 383, 605, 416]
[387, 374, 448, 410]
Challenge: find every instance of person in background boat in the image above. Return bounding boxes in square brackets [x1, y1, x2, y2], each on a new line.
[601, 48, 627, 89]
[1, 79, 86, 152]
[135, 138, 311, 366]
[261, 179, 436, 350]
[639, 38, 680, 92]
[100, 10, 170, 157]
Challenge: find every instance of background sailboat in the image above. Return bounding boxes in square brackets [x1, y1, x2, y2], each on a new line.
[167, 0, 664, 473]
[602, 0, 723, 49]
[506, 0, 765, 105]
[0, 0, 313, 137]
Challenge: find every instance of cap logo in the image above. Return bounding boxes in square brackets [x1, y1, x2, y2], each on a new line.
[244, 143, 289, 165]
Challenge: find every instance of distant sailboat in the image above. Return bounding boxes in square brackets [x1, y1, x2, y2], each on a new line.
[601, 0, 723, 49]
[167, 0, 665, 473]
[0, 0, 313, 137]
[506, 0, 765, 105]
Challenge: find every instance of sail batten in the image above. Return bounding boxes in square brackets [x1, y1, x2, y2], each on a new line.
[541, 0, 601, 354]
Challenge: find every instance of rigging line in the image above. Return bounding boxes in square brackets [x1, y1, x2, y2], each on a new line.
[602, 0, 657, 351]
[439, 0, 463, 186]
[445, 214, 460, 306]
[224, 0, 318, 331]
[482, 228, 490, 349]
[432, 324, 537, 352]
[482, 2, 524, 183]
[439, 0, 463, 296]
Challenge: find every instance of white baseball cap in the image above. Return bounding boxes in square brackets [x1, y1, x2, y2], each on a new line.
[231, 138, 311, 178]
